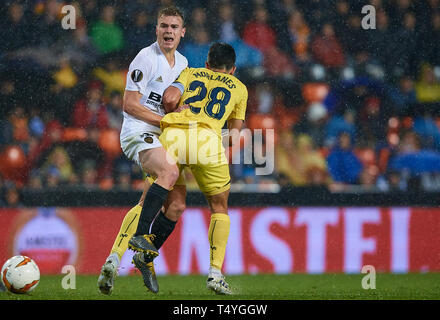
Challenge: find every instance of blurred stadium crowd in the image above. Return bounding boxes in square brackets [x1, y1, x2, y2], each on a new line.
[1, 0, 440, 206]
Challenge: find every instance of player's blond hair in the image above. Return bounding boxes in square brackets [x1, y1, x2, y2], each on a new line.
[157, 6, 185, 26]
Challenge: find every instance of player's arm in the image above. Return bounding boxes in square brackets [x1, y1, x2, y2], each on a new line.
[124, 51, 163, 126]
[224, 118, 244, 147]
[162, 86, 183, 113]
[224, 86, 248, 147]
[163, 67, 191, 113]
[123, 90, 163, 127]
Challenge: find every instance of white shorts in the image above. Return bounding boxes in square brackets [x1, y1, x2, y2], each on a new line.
[120, 132, 162, 169]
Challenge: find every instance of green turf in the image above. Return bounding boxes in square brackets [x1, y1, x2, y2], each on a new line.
[1, 273, 439, 300]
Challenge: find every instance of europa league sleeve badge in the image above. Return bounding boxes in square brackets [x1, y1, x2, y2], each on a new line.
[131, 69, 143, 82]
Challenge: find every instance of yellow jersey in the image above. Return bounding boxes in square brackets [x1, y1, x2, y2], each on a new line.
[160, 67, 248, 137]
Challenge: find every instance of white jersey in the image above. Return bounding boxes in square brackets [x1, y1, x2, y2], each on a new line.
[121, 42, 188, 139]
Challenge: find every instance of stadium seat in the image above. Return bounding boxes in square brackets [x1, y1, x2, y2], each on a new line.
[247, 113, 276, 130]
[62, 127, 87, 142]
[99, 177, 114, 190]
[301, 82, 329, 103]
[0, 145, 27, 182]
[98, 129, 122, 158]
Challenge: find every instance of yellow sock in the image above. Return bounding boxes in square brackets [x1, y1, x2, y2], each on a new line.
[208, 213, 230, 270]
[110, 205, 142, 260]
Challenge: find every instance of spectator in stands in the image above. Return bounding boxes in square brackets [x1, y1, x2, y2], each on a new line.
[3, 184, 22, 208]
[287, 11, 310, 59]
[0, 117, 14, 147]
[358, 166, 380, 191]
[295, 102, 328, 148]
[325, 108, 356, 148]
[228, 36, 264, 72]
[367, 9, 394, 75]
[8, 106, 29, 143]
[358, 96, 387, 143]
[275, 131, 329, 186]
[187, 7, 213, 42]
[55, 18, 98, 72]
[124, 10, 155, 57]
[413, 110, 440, 151]
[93, 57, 126, 97]
[28, 170, 43, 190]
[0, 79, 18, 119]
[32, 0, 64, 47]
[216, 3, 239, 43]
[327, 131, 363, 185]
[311, 22, 346, 71]
[52, 57, 79, 91]
[72, 81, 109, 129]
[242, 5, 277, 54]
[80, 160, 99, 189]
[387, 75, 417, 112]
[113, 162, 132, 190]
[41, 146, 76, 185]
[388, 131, 440, 187]
[391, 12, 419, 77]
[105, 91, 124, 131]
[27, 114, 64, 167]
[339, 14, 367, 58]
[297, 134, 330, 186]
[90, 5, 124, 55]
[1, 1, 29, 53]
[415, 64, 440, 103]
[28, 108, 45, 139]
[255, 83, 274, 114]
[421, 12, 440, 67]
[182, 28, 211, 68]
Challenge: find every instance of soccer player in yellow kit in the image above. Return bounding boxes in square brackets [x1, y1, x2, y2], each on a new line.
[133, 42, 248, 294]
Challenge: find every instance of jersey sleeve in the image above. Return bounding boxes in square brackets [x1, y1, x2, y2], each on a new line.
[125, 50, 154, 94]
[228, 85, 248, 121]
[171, 67, 192, 93]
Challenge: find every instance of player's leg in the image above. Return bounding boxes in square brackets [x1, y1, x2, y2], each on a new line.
[132, 183, 186, 293]
[205, 190, 232, 295]
[97, 181, 151, 295]
[128, 146, 180, 255]
[190, 161, 233, 294]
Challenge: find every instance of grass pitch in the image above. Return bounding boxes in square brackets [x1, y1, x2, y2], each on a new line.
[1, 273, 440, 300]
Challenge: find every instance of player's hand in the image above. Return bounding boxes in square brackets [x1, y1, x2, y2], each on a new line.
[175, 104, 190, 113]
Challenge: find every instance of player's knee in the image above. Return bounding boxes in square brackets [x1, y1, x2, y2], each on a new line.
[165, 201, 186, 221]
[157, 164, 179, 186]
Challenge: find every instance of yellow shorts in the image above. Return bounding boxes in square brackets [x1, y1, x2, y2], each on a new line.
[158, 126, 231, 196]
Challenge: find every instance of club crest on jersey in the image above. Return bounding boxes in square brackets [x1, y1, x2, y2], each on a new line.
[131, 69, 143, 82]
[155, 76, 163, 82]
[142, 133, 154, 144]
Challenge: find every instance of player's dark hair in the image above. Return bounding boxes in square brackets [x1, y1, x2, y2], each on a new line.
[157, 6, 185, 26]
[207, 42, 236, 71]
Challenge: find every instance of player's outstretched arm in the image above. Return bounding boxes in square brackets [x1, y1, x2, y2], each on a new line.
[224, 119, 244, 147]
[163, 86, 183, 113]
[123, 90, 163, 127]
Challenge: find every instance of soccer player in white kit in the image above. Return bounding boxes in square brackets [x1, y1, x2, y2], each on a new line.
[98, 6, 188, 295]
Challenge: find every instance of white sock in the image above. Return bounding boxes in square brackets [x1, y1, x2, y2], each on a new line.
[108, 252, 120, 267]
[208, 266, 222, 278]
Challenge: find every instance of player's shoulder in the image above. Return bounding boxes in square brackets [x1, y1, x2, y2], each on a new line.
[229, 73, 247, 95]
[132, 42, 160, 65]
[138, 42, 160, 58]
[175, 49, 188, 67]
